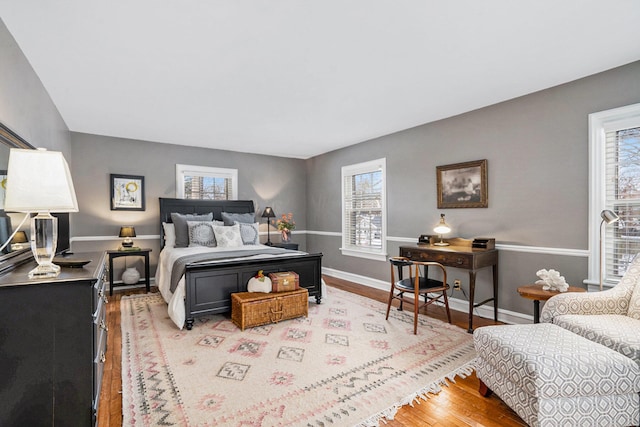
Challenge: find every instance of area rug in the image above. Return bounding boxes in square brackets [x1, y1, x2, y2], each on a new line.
[121, 287, 476, 426]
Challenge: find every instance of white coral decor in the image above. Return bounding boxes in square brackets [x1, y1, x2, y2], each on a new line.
[535, 268, 569, 292]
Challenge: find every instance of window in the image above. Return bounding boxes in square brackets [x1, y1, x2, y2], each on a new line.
[588, 103, 640, 287]
[341, 158, 387, 261]
[176, 164, 238, 200]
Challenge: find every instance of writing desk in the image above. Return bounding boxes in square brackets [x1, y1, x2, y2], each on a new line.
[399, 240, 498, 332]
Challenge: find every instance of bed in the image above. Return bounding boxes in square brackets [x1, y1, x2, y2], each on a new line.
[156, 197, 323, 330]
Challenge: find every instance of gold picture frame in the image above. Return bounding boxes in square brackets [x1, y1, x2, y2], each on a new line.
[436, 159, 488, 208]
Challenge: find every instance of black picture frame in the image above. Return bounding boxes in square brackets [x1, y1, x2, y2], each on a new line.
[436, 159, 488, 208]
[110, 174, 145, 211]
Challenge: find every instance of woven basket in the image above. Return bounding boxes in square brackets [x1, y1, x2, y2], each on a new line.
[231, 288, 309, 331]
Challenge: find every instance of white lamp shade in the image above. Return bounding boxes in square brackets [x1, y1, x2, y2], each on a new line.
[4, 148, 78, 213]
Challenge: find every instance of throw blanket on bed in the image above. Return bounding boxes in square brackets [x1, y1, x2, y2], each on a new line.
[169, 247, 297, 292]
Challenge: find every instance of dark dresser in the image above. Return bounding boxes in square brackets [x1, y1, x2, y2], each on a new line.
[0, 252, 108, 426]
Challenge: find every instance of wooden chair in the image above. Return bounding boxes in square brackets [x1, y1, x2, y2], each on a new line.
[386, 256, 452, 334]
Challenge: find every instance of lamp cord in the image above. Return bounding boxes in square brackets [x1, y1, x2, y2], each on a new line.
[0, 213, 30, 253]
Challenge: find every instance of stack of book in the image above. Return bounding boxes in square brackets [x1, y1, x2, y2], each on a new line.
[118, 246, 141, 251]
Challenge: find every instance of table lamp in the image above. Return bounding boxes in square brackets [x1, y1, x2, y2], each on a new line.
[4, 148, 78, 278]
[262, 207, 275, 246]
[599, 209, 620, 291]
[119, 226, 136, 248]
[11, 230, 28, 250]
[433, 213, 451, 246]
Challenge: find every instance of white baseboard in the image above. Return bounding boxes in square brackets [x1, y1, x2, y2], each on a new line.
[322, 267, 530, 326]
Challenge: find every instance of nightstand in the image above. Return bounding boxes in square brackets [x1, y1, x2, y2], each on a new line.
[271, 242, 299, 250]
[107, 248, 151, 295]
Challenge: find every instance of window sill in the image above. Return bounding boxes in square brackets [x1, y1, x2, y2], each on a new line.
[340, 248, 388, 262]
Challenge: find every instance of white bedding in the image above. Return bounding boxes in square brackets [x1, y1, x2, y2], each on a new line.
[155, 244, 306, 329]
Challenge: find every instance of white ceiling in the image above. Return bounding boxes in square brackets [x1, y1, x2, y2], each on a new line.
[1, 1, 640, 159]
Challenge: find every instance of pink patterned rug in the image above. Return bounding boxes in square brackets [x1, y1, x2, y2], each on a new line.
[121, 287, 476, 426]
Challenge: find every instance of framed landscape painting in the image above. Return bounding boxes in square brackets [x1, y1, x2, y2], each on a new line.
[436, 159, 488, 208]
[110, 174, 145, 211]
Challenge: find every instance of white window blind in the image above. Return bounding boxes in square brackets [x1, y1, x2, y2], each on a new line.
[341, 158, 387, 261]
[175, 164, 238, 200]
[589, 103, 640, 288]
[603, 126, 640, 281]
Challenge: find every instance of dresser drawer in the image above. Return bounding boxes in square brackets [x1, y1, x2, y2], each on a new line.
[93, 326, 107, 419]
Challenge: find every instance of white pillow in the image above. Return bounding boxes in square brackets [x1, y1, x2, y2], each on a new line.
[187, 221, 218, 247]
[236, 222, 260, 245]
[163, 222, 176, 247]
[212, 223, 244, 248]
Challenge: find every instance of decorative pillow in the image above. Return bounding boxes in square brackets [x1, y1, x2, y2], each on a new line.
[171, 212, 213, 247]
[162, 222, 176, 248]
[221, 212, 255, 226]
[237, 222, 260, 245]
[212, 223, 244, 248]
[187, 221, 220, 247]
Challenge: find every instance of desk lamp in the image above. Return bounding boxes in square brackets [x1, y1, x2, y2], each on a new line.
[262, 207, 276, 246]
[599, 209, 620, 291]
[4, 148, 78, 278]
[433, 213, 451, 246]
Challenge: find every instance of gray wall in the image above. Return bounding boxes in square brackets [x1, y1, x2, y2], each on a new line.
[0, 19, 71, 155]
[69, 132, 308, 274]
[306, 60, 640, 320]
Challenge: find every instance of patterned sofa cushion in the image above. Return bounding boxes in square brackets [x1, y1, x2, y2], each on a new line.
[627, 275, 640, 320]
[553, 314, 640, 364]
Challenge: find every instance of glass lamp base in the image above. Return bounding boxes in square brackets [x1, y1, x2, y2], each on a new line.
[28, 262, 61, 279]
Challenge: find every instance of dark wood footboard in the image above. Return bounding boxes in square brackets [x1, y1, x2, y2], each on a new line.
[184, 252, 322, 329]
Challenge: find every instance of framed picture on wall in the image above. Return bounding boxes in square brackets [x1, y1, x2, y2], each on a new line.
[436, 159, 488, 208]
[110, 174, 145, 211]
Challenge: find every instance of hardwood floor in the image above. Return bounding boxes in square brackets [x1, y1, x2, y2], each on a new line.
[97, 276, 527, 427]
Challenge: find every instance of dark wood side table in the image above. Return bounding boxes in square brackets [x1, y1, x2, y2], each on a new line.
[270, 242, 299, 250]
[517, 284, 586, 323]
[400, 242, 499, 333]
[107, 248, 151, 295]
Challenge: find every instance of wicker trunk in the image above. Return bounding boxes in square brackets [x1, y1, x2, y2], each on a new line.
[231, 288, 309, 330]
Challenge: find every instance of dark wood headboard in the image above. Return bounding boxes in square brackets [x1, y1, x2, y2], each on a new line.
[159, 198, 255, 249]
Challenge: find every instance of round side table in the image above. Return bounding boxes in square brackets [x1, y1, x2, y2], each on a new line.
[517, 284, 586, 323]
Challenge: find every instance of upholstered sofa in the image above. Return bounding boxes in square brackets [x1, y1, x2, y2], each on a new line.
[473, 254, 640, 426]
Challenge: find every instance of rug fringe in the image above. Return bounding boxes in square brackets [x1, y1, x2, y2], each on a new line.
[354, 358, 477, 427]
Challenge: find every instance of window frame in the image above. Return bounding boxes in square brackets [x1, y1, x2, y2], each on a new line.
[175, 164, 238, 200]
[340, 158, 387, 261]
[588, 102, 640, 289]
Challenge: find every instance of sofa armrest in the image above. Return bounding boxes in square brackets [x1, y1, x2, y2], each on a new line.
[540, 288, 630, 323]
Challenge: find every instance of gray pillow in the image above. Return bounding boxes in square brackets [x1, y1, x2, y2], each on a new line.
[187, 221, 221, 247]
[236, 222, 260, 245]
[171, 212, 213, 247]
[221, 211, 255, 226]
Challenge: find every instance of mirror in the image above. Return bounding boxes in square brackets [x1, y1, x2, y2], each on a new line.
[0, 122, 35, 273]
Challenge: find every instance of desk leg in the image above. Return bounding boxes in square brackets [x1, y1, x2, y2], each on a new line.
[467, 271, 476, 333]
[533, 300, 540, 323]
[144, 253, 150, 293]
[109, 256, 115, 296]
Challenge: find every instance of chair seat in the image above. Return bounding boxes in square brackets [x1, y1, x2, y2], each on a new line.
[395, 277, 449, 293]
